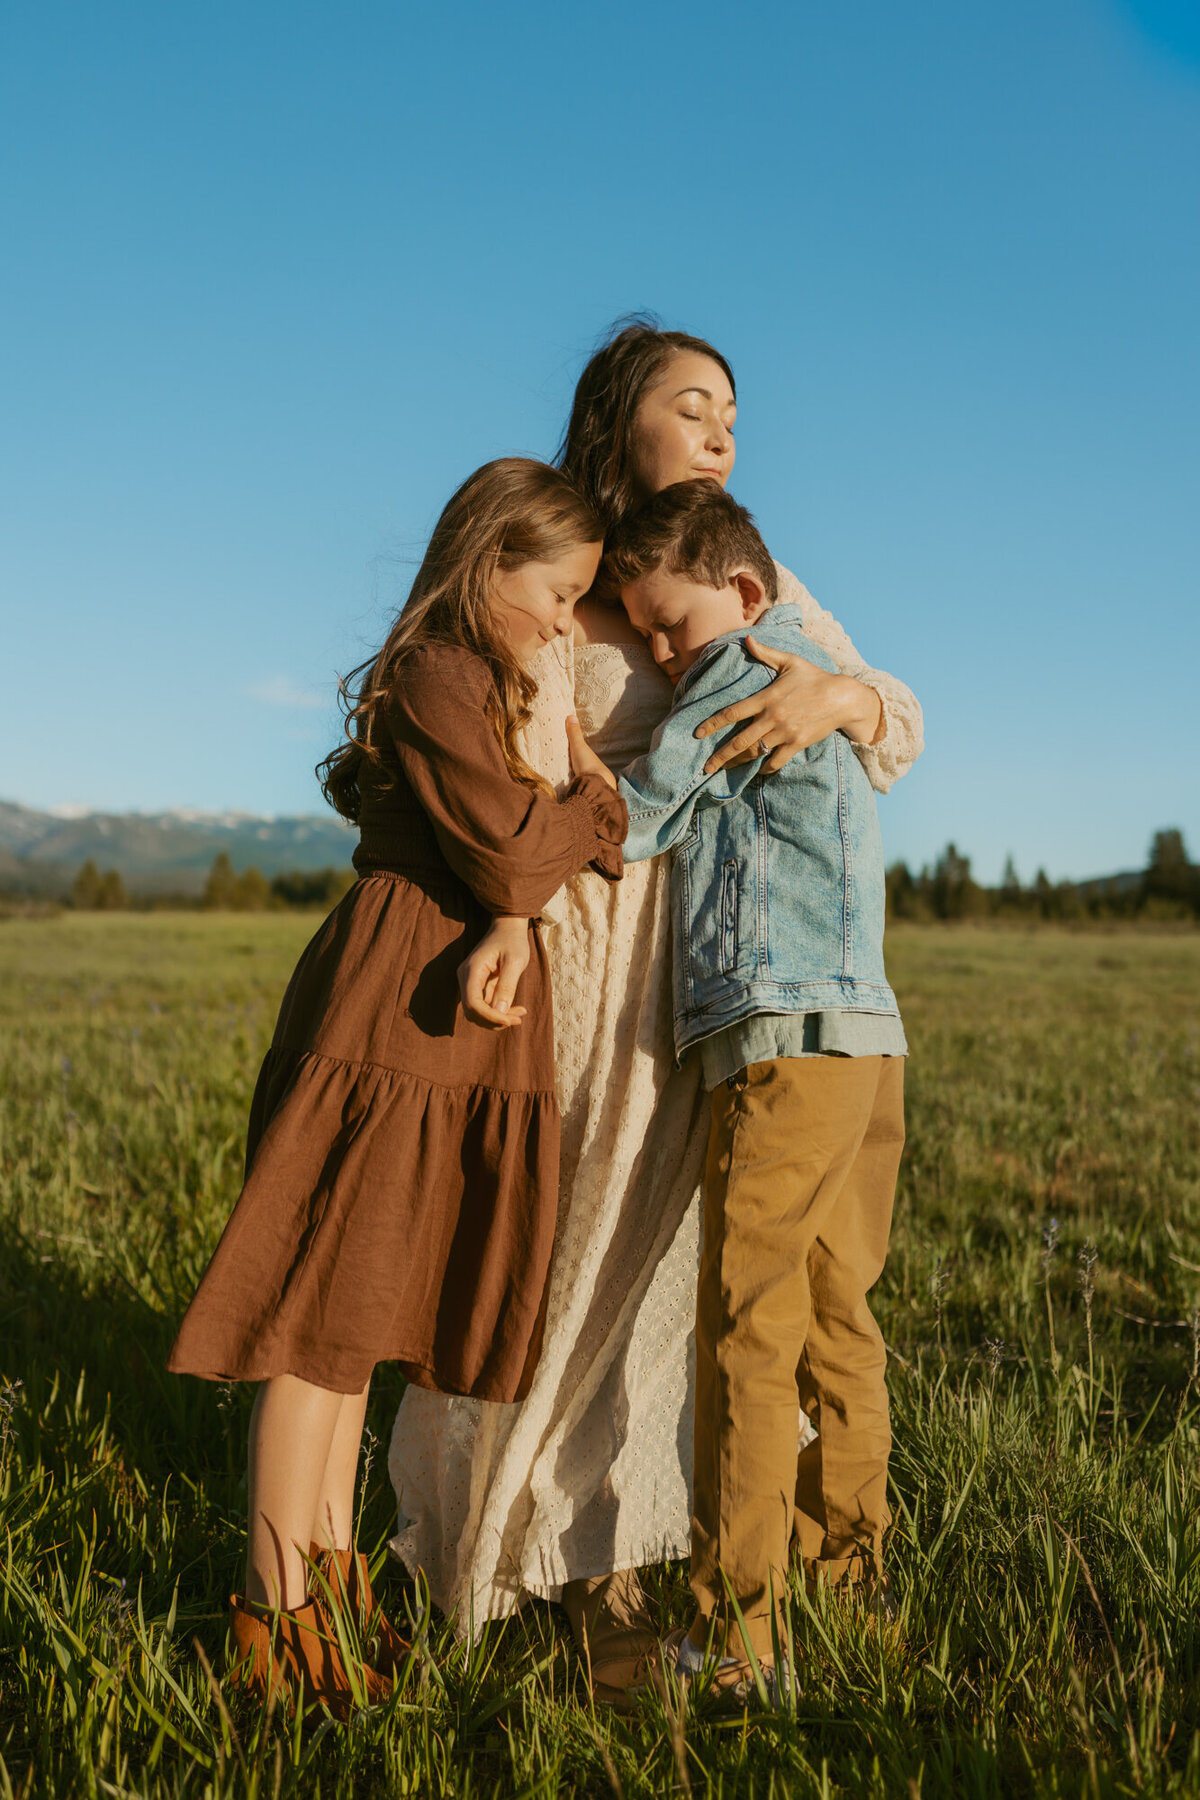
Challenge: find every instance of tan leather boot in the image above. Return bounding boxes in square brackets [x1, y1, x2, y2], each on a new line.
[228, 1595, 291, 1708]
[228, 1594, 391, 1718]
[308, 1544, 412, 1677]
[278, 1596, 392, 1716]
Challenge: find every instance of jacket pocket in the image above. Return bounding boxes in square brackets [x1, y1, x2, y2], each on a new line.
[720, 860, 739, 975]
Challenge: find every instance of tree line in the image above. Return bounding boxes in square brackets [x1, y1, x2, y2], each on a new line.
[70, 853, 355, 912]
[887, 829, 1199, 922]
[65, 829, 1200, 922]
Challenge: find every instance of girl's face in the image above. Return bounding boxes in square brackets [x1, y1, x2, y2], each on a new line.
[491, 540, 603, 660]
[628, 351, 737, 499]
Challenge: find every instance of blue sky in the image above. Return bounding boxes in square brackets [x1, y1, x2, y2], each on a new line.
[1, 0, 1196, 882]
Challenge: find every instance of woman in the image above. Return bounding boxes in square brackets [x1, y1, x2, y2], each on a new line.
[389, 319, 923, 1699]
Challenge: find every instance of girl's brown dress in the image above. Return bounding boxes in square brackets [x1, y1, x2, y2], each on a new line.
[168, 644, 626, 1404]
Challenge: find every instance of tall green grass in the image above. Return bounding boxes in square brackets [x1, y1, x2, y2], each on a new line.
[2, 915, 1198, 1796]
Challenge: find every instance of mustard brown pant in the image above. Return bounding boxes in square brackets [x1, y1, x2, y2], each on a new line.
[689, 1054, 906, 1661]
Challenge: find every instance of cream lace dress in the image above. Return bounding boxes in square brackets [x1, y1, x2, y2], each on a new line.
[388, 570, 924, 1625]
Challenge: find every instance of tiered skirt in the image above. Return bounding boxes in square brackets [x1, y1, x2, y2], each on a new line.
[168, 869, 561, 1402]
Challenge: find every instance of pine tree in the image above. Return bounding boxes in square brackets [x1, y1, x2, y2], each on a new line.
[931, 843, 985, 919]
[235, 868, 270, 911]
[203, 853, 238, 909]
[72, 860, 103, 909]
[97, 870, 127, 909]
[1144, 828, 1197, 911]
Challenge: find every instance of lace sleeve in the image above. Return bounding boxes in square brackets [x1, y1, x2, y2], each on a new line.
[774, 563, 924, 794]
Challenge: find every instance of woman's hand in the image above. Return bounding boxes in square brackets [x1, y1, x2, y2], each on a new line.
[566, 715, 618, 790]
[458, 916, 531, 1029]
[695, 638, 884, 775]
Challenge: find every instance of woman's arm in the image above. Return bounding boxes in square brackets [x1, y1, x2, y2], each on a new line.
[782, 566, 924, 792]
[695, 563, 924, 795]
[387, 646, 627, 917]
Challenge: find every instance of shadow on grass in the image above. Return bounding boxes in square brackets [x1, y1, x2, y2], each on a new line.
[0, 1227, 412, 1629]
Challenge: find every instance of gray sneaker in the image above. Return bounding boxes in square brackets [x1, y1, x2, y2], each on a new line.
[666, 1627, 793, 1713]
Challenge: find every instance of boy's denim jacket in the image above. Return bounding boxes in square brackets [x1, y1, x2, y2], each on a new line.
[617, 602, 900, 1061]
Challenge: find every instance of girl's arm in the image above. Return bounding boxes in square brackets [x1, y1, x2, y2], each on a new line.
[695, 562, 924, 794]
[387, 645, 627, 918]
[458, 915, 531, 1031]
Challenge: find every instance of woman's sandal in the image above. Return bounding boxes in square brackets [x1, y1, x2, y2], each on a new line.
[228, 1593, 392, 1719]
[307, 1544, 413, 1676]
[561, 1568, 662, 1713]
[586, 1646, 664, 1714]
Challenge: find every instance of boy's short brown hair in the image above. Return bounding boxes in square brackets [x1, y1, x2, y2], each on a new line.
[602, 481, 778, 605]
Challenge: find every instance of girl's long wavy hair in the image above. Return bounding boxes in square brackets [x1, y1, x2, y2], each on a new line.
[556, 314, 736, 534]
[319, 458, 602, 824]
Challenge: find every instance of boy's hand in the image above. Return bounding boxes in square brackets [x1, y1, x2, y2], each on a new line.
[566, 715, 618, 790]
[695, 639, 884, 775]
[458, 917, 531, 1029]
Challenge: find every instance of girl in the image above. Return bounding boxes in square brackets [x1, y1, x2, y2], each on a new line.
[390, 321, 924, 1706]
[169, 457, 627, 1716]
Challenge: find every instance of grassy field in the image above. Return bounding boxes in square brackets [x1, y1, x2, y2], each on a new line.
[2, 913, 1199, 1798]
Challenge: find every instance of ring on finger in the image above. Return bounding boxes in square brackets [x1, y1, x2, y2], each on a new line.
[756, 736, 770, 756]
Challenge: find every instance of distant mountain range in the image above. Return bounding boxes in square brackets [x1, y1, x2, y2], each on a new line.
[0, 800, 356, 896]
[0, 797, 1151, 904]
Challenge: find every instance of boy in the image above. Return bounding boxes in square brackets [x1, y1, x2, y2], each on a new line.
[569, 481, 907, 1693]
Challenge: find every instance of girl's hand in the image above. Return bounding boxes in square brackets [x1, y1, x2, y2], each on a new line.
[566, 715, 618, 790]
[458, 916, 531, 1029]
[695, 638, 884, 775]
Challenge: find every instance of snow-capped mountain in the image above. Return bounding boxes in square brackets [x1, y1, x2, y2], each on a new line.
[0, 800, 356, 893]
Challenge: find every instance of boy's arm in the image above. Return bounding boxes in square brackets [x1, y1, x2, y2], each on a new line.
[618, 642, 776, 863]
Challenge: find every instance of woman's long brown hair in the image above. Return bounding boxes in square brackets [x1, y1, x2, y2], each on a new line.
[319, 458, 602, 824]
[556, 314, 736, 534]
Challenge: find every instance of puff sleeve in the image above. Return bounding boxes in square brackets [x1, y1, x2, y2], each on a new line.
[386, 645, 626, 917]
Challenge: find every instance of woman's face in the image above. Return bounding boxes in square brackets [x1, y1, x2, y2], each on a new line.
[491, 540, 603, 660]
[628, 351, 737, 499]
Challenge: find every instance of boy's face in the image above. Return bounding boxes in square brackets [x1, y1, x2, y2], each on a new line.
[621, 567, 769, 684]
